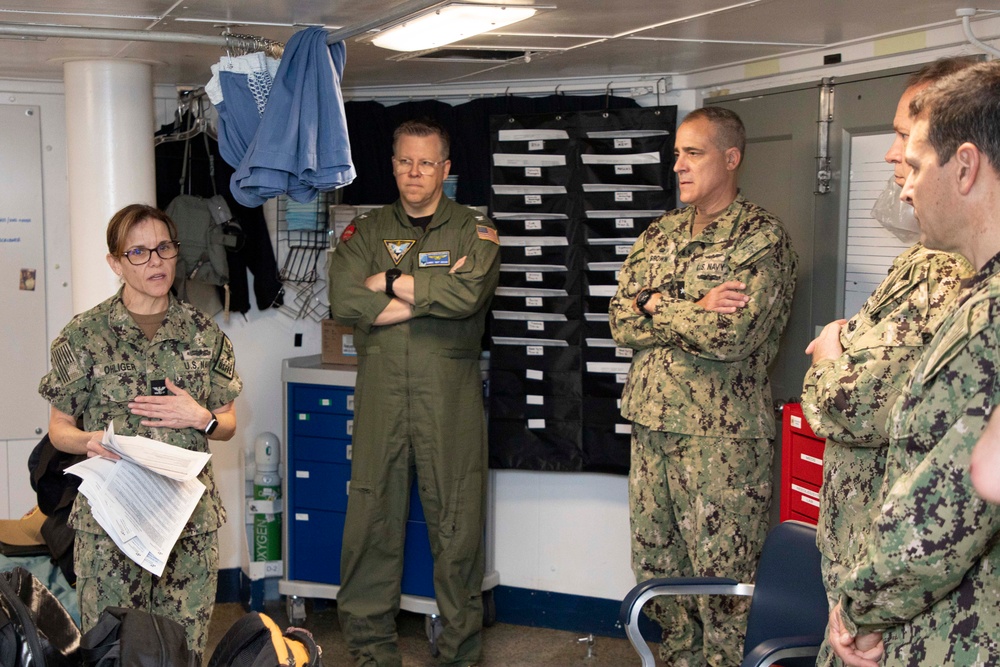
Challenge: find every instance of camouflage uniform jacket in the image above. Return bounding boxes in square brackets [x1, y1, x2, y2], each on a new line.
[38, 289, 242, 536]
[610, 194, 798, 437]
[838, 251, 1000, 665]
[801, 245, 971, 572]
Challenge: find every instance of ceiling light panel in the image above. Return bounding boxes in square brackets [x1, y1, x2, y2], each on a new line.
[370, 4, 539, 52]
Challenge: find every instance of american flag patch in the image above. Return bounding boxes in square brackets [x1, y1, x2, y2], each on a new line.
[477, 225, 499, 245]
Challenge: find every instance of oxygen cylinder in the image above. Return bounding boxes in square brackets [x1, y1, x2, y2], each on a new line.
[252, 432, 281, 563]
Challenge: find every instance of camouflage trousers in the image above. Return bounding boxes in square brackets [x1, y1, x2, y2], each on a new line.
[76, 529, 219, 655]
[629, 426, 773, 667]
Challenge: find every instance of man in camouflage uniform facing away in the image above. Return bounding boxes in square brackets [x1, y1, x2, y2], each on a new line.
[827, 61, 1000, 667]
[800, 57, 976, 667]
[610, 107, 797, 667]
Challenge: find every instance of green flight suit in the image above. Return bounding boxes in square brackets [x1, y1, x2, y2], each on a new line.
[328, 196, 500, 667]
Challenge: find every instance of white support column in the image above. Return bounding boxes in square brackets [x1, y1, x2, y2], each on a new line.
[63, 60, 156, 312]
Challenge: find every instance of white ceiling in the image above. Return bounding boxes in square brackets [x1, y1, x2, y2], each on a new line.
[0, 0, 986, 90]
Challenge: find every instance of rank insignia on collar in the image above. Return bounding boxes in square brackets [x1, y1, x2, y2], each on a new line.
[384, 239, 416, 265]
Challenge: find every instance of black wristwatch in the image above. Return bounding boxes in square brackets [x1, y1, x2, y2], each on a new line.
[636, 288, 657, 317]
[385, 268, 402, 298]
[204, 412, 219, 436]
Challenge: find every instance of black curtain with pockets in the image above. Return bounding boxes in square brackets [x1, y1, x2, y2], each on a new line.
[485, 106, 677, 475]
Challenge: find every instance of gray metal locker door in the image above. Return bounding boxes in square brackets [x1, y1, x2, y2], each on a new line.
[0, 104, 48, 440]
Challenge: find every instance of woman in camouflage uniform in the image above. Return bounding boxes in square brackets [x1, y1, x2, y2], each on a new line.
[38, 204, 242, 655]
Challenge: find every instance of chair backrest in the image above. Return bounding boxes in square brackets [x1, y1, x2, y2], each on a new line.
[743, 520, 828, 666]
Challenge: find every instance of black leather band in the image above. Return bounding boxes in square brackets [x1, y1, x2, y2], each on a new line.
[385, 268, 402, 298]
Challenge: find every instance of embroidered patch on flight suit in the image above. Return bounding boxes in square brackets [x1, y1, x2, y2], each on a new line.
[51, 340, 84, 386]
[212, 335, 236, 381]
[339, 223, 357, 245]
[477, 225, 499, 245]
[384, 240, 416, 265]
[419, 251, 451, 267]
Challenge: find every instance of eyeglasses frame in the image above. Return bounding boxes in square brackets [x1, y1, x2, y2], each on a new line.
[120, 241, 181, 266]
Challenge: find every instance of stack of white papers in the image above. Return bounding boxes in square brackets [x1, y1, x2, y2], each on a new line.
[66, 422, 211, 576]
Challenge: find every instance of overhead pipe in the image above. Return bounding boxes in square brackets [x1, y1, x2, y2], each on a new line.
[957, 8, 1000, 59]
[0, 0, 446, 47]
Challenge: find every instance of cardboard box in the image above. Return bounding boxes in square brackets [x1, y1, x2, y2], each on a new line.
[321, 320, 357, 365]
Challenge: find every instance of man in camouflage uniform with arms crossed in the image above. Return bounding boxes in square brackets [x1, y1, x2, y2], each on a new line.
[827, 61, 1000, 667]
[800, 57, 975, 667]
[610, 106, 797, 667]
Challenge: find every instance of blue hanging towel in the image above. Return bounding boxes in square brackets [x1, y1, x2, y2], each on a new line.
[231, 27, 356, 206]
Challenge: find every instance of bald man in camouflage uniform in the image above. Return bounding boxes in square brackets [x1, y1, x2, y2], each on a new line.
[827, 61, 1000, 667]
[610, 107, 797, 667]
[38, 289, 241, 653]
[801, 58, 975, 667]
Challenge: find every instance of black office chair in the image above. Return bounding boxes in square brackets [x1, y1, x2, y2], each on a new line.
[619, 520, 828, 667]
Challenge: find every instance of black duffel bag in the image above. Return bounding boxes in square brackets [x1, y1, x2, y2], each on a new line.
[80, 607, 198, 667]
[0, 566, 80, 667]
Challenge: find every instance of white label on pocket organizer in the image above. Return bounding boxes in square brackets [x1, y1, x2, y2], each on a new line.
[525, 167, 542, 177]
[615, 164, 634, 175]
[296, 470, 310, 478]
[615, 191, 634, 202]
[801, 453, 823, 466]
[614, 138, 633, 149]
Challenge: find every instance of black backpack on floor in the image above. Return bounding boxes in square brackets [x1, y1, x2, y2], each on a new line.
[79, 606, 199, 667]
[207, 611, 322, 667]
[0, 566, 81, 667]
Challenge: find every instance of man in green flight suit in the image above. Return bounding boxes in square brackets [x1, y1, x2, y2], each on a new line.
[827, 61, 1000, 667]
[328, 118, 500, 667]
[610, 107, 798, 667]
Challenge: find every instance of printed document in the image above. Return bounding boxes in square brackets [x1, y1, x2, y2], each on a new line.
[65, 422, 210, 576]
